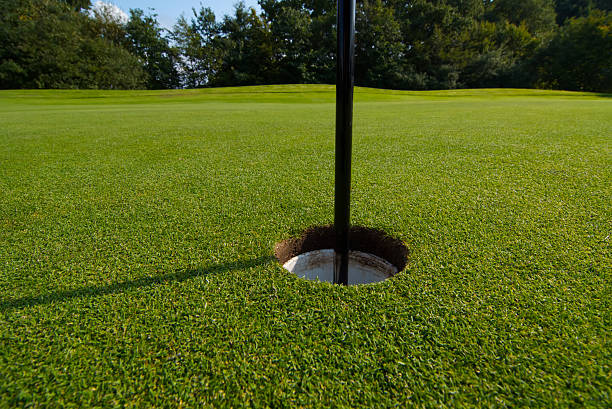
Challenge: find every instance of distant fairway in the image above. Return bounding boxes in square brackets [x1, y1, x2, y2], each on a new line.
[0, 85, 610, 407]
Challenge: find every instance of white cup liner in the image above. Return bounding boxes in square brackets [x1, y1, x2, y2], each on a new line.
[283, 249, 397, 285]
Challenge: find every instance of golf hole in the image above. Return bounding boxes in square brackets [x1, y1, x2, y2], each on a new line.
[274, 226, 408, 285]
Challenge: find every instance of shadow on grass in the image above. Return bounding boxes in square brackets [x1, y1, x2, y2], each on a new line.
[0, 256, 274, 312]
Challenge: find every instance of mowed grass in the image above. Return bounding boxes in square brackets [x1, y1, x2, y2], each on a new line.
[0, 85, 610, 408]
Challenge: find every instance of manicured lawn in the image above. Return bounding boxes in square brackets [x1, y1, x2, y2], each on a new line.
[0, 85, 610, 407]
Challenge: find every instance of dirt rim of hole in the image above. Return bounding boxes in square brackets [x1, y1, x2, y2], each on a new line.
[274, 225, 409, 274]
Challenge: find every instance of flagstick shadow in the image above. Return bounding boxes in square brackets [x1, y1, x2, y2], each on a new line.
[0, 256, 274, 312]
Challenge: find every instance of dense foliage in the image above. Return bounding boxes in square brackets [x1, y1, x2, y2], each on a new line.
[0, 0, 145, 89]
[1, 0, 611, 91]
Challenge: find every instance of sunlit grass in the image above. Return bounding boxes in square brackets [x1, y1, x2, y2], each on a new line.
[0, 86, 610, 407]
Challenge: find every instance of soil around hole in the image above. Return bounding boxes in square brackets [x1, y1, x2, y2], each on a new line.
[274, 225, 408, 273]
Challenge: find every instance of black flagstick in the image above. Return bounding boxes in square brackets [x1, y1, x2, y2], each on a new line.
[334, 0, 355, 286]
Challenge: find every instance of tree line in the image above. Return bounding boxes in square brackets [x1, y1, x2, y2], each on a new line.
[1, 0, 610, 92]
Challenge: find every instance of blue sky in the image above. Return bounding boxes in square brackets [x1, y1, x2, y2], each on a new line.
[111, 1, 259, 28]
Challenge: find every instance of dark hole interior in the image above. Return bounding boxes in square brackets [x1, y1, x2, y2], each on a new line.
[274, 225, 409, 273]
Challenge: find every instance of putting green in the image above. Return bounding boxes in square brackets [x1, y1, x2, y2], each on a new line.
[0, 85, 610, 407]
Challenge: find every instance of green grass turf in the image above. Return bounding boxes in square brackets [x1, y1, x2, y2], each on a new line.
[0, 85, 610, 407]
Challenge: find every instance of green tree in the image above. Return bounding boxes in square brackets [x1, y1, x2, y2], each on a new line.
[259, 0, 336, 84]
[88, 0, 128, 45]
[355, 0, 406, 88]
[554, 0, 593, 24]
[535, 11, 612, 92]
[213, 2, 277, 86]
[457, 21, 538, 87]
[486, 0, 558, 36]
[390, 0, 479, 88]
[554, 0, 612, 24]
[60, 0, 90, 11]
[172, 7, 222, 87]
[126, 9, 179, 89]
[78, 35, 147, 89]
[263, 5, 313, 83]
[0, 0, 144, 89]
